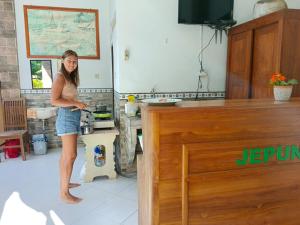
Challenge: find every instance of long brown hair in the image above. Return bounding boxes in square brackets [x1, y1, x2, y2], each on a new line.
[60, 50, 79, 87]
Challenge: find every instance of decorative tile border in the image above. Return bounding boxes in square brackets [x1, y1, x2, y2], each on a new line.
[21, 89, 50, 94]
[21, 89, 225, 99]
[21, 88, 113, 94]
[114, 91, 225, 100]
[79, 88, 112, 93]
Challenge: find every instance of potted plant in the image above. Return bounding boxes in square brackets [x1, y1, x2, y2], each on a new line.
[270, 72, 298, 101]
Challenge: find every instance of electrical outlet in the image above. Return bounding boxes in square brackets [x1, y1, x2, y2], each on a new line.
[94, 73, 100, 79]
[124, 49, 129, 60]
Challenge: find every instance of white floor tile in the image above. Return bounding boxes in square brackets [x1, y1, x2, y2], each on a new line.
[115, 181, 138, 202]
[0, 148, 138, 225]
[121, 210, 138, 225]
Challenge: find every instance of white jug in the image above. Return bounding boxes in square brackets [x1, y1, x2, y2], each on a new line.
[125, 102, 138, 117]
[253, 0, 287, 19]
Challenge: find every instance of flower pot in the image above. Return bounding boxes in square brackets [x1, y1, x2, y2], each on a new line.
[273, 85, 293, 101]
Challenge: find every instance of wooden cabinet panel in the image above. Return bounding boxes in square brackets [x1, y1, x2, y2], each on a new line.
[158, 180, 182, 225]
[137, 154, 150, 225]
[226, 9, 300, 99]
[139, 100, 300, 225]
[159, 144, 182, 180]
[188, 164, 300, 225]
[187, 136, 300, 174]
[281, 18, 300, 96]
[252, 23, 280, 98]
[159, 106, 300, 144]
[226, 30, 252, 99]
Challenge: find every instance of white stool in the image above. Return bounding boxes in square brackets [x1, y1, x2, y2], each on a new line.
[81, 128, 119, 182]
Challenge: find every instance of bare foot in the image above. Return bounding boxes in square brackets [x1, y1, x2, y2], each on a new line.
[69, 183, 81, 189]
[61, 192, 82, 204]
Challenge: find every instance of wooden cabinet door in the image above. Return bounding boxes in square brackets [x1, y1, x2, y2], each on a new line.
[281, 17, 300, 97]
[251, 23, 280, 98]
[226, 30, 253, 99]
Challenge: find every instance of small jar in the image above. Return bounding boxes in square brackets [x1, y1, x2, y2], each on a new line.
[253, 0, 288, 19]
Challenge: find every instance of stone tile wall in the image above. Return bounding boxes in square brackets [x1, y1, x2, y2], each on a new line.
[0, 0, 20, 98]
[22, 89, 113, 149]
[114, 92, 133, 174]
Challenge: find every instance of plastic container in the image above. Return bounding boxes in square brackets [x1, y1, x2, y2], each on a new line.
[94, 145, 106, 167]
[32, 134, 48, 155]
[125, 102, 138, 117]
[4, 139, 20, 158]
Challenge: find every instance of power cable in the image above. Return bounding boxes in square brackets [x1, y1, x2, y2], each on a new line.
[195, 26, 215, 99]
[197, 28, 216, 68]
[195, 75, 203, 100]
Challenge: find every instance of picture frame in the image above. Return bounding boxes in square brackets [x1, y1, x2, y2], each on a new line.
[30, 60, 53, 89]
[24, 5, 100, 59]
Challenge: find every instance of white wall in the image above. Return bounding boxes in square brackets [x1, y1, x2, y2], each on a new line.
[15, 0, 300, 92]
[15, 0, 112, 89]
[115, 0, 300, 93]
[109, 0, 120, 92]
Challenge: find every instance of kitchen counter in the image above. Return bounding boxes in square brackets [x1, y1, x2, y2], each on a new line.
[145, 97, 300, 110]
[138, 98, 300, 225]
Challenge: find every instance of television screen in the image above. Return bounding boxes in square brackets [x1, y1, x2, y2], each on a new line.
[178, 0, 234, 25]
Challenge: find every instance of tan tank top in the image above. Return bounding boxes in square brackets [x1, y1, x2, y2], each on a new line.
[57, 73, 78, 101]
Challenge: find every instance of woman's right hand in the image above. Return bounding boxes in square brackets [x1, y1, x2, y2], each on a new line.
[74, 101, 87, 110]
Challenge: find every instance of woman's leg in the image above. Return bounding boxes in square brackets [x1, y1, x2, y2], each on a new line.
[60, 134, 82, 203]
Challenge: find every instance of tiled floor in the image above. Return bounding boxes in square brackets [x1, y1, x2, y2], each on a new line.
[0, 148, 138, 225]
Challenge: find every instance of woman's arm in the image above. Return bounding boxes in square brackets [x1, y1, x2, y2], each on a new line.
[51, 74, 86, 109]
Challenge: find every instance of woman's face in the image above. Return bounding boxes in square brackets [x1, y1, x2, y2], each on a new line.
[63, 55, 78, 73]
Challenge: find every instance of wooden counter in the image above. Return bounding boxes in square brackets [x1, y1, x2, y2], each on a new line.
[138, 98, 300, 225]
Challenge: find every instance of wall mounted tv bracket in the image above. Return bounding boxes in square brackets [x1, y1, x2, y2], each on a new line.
[208, 19, 237, 44]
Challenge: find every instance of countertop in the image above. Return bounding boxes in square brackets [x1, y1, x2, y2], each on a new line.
[142, 97, 300, 111]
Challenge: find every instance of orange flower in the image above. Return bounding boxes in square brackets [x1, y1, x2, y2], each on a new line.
[272, 73, 285, 81]
[279, 75, 286, 81]
[271, 77, 277, 82]
[270, 72, 298, 86]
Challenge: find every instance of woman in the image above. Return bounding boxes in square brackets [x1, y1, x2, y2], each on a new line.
[51, 50, 87, 204]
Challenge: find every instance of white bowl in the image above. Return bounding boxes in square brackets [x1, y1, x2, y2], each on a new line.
[141, 98, 182, 106]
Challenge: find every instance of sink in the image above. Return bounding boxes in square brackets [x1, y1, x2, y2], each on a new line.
[27, 107, 58, 120]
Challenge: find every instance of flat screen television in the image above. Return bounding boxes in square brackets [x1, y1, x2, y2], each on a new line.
[178, 0, 235, 25]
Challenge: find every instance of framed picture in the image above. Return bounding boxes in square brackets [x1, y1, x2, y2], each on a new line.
[30, 60, 53, 89]
[24, 5, 100, 59]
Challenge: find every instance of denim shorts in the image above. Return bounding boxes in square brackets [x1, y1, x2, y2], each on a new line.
[56, 107, 81, 136]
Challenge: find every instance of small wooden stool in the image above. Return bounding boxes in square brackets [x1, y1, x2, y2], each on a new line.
[81, 128, 119, 182]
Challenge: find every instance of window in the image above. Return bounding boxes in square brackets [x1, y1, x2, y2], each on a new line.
[30, 60, 53, 89]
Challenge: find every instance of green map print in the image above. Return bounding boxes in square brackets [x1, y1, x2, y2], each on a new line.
[27, 9, 98, 57]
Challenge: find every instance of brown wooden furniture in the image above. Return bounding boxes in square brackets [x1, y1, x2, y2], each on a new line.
[226, 9, 300, 99]
[138, 99, 300, 225]
[0, 103, 4, 161]
[0, 101, 4, 132]
[0, 98, 30, 161]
